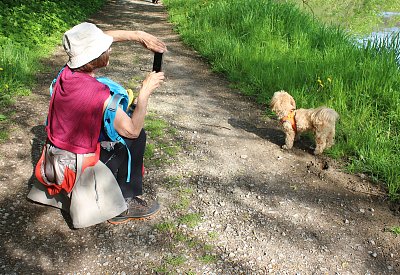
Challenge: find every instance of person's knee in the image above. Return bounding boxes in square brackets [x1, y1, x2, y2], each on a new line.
[139, 128, 146, 140]
[124, 129, 146, 150]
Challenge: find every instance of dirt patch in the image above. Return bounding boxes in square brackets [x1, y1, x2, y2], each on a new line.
[0, 0, 399, 274]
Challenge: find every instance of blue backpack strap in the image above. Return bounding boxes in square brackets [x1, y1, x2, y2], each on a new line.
[98, 77, 132, 183]
[46, 66, 65, 126]
[49, 66, 65, 96]
[97, 76, 129, 111]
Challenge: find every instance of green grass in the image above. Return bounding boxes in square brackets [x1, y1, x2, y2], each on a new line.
[178, 213, 202, 228]
[165, 255, 186, 266]
[152, 255, 186, 273]
[163, 0, 400, 200]
[144, 113, 182, 167]
[152, 215, 217, 273]
[207, 231, 219, 240]
[388, 226, 400, 236]
[153, 208, 218, 273]
[0, 0, 107, 140]
[199, 254, 217, 264]
[171, 196, 191, 211]
[0, 39, 36, 107]
[170, 187, 193, 211]
[0, 0, 107, 103]
[171, 186, 193, 211]
[163, 175, 184, 189]
[0, 113, 9, 141]
[154, 220, 177, 233]
[0, 130, 8, 141]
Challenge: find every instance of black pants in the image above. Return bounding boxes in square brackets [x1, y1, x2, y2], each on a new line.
[100, 129, 146, 199]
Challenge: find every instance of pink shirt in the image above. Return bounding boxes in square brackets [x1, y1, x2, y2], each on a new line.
[46, 66, 110, 154]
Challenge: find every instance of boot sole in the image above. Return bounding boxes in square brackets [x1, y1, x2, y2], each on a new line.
[108, 208, 160, 225]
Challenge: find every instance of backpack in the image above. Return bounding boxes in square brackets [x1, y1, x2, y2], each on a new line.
[49, 67, 134, 183]
[96, 76, 133, 183]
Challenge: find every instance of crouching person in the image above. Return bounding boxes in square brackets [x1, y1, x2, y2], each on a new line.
[27, 22, 166, 228]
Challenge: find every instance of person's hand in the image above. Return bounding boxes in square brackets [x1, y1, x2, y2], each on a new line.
[137, 31, 167, 53]
[140, 71, 165, 97]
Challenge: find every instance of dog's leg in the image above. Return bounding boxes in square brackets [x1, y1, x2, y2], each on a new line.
[314, 131, 327, 155]
[282, 122, 295, 150]
[325, 127, 336, 149]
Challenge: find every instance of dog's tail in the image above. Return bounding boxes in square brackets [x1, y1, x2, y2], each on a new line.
[313, 107, 339, 124]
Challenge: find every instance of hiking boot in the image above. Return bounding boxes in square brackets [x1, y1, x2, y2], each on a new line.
[108, 196, 160, 225]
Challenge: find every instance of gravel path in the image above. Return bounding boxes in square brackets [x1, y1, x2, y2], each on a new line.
[0, 0, 399, 274]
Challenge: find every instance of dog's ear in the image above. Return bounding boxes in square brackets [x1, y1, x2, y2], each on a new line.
[290, 97, 296, 109]
[270, 92, 279, 110]
[284, 92, 296, 109]
[283, 91, 296, 109]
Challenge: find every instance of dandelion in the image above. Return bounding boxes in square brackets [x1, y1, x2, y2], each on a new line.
[327, 77, 332, 83]
[317, 77, 324, 88]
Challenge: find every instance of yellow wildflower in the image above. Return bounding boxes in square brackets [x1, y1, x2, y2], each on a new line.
[317, 78, 324, 88]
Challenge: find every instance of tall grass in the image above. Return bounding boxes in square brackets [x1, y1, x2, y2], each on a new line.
[0, 39, 33, 106]
[164, 0, 400, 199]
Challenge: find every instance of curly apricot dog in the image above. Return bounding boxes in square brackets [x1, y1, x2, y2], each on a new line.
[270, 90, 339, 155]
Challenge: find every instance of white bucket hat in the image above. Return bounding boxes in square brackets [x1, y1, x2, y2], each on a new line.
[62, 22, 113, 69]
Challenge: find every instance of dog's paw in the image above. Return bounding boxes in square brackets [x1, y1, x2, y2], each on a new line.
[282, 145, 292, 150]
[313, 149, 323, 155]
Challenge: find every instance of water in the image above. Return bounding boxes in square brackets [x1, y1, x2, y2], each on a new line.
[381, 11, 400, 19]
[357, 12, 400, 62]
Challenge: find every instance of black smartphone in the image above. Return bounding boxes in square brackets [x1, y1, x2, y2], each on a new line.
[152, 52, 163, 72]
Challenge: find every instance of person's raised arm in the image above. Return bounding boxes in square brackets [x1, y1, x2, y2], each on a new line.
[104, 30, 166, 53]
